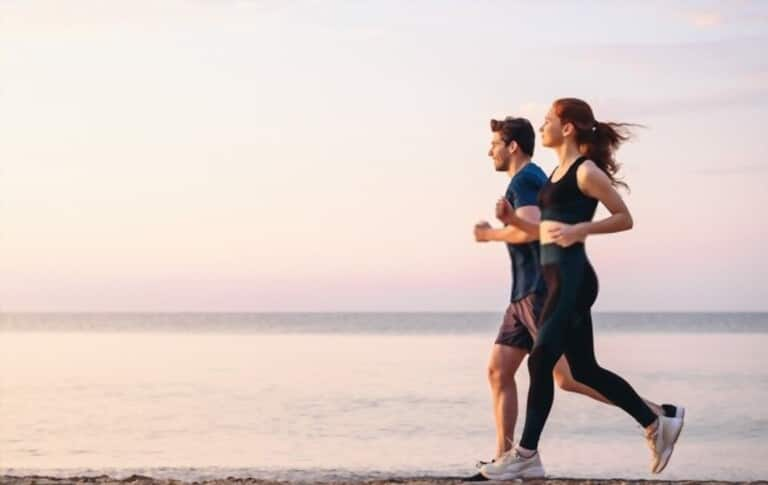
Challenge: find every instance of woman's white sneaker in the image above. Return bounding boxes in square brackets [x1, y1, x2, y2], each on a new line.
[646, 415, 684, 473]
[662, 403, 686, 419]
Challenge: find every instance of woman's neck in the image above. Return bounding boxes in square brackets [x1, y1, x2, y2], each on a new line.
[556, 143, 582, 168]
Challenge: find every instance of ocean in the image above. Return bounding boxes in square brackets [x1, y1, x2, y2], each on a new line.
[1, 313, 766, 481]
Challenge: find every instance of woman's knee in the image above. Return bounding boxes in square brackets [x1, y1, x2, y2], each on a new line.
[566, 357, 602, 386]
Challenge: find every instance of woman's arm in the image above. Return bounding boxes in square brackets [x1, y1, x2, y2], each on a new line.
[547, 160, 633, 246]
[577, 160, 633, 235]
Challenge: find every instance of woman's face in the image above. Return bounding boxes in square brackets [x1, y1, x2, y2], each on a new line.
[540, 105, 565, 148]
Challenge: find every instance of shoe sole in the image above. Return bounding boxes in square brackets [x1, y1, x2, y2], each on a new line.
[481, 467, 545, 480]
[654, 413, 685, 473]
[521, 469, 546, 479]
[462, 472, 489, 482]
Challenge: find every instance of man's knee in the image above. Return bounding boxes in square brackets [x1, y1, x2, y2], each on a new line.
[488, 363, 518, 389]
[488, 345, 526, 388]
[554, 373, 580, 392]
[553, 357, 585, 392]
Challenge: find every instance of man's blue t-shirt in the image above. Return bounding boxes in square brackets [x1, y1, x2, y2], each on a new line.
[505, 162, 548, 301]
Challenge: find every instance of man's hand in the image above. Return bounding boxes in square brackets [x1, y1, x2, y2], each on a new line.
[496, 197, 516, 225]
[474, 220, 493, 242]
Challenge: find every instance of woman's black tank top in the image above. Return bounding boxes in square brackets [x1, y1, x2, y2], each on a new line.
[538, 156, 598, 224]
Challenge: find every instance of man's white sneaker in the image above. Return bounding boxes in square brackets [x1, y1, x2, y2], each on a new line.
[479, 448, 545, 480]
[646, 415, 684, 473]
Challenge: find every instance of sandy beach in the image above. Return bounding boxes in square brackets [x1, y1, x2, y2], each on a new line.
[2, 476, 767, 485]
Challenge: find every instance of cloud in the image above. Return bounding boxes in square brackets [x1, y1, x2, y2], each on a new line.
[681, 3, 768, 29]
[184, 0, 304, 14]
[689, 11, 723, 28]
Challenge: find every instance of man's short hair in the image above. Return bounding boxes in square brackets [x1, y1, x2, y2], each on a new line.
[490, 117, 535, 157]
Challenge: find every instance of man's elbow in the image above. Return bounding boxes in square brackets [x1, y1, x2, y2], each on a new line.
[504, 233, 532, 244]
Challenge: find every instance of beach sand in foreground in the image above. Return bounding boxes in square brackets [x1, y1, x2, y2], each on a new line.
[2, 476, 767, 485]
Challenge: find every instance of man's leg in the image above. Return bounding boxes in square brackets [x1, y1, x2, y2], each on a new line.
[488, 344, 528, 457]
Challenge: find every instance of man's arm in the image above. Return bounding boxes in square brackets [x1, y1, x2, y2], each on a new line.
[496, 198, 541, 238]
[476, 205, 540, 244]
[507, 211, 540, 237]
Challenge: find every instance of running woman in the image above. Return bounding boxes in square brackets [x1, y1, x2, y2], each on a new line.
[475, 115, 681, 478]
[479, 99, 684, 479]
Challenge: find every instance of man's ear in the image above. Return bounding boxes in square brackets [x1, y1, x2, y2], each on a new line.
[506, 140, 518, 155]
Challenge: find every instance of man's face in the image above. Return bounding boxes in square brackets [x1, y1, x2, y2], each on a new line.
[489, 131, 512, 171]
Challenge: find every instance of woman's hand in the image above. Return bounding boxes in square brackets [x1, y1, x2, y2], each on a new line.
[547, 223, 588, 247]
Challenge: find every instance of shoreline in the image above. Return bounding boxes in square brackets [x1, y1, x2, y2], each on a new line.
[2, 476, 767, 485]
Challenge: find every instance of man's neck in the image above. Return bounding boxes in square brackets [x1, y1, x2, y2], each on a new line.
[507, 156, 532, 177]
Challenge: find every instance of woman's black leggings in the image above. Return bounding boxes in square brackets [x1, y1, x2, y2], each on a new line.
[519, 243, 657, 450]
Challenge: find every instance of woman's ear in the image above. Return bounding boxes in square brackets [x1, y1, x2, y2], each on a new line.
[562, 122, 574, 138]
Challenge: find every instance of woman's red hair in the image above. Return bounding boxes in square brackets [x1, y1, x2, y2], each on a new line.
[554, 98, 639, 190]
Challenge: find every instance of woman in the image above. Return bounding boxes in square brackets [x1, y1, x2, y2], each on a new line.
[480, 98, 684, 479]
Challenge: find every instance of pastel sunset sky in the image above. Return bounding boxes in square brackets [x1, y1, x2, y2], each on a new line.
[2, 0, 766, 311]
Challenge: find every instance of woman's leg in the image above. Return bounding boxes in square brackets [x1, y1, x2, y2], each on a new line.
[553, 356, 667, 416]
[561, 260, 657, 427]
[558, 260, 683, 473]
[563, 311, 656, 427]
[518, 253, 585, 451]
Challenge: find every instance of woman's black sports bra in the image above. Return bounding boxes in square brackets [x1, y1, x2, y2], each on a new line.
[538, 156, 598, 224]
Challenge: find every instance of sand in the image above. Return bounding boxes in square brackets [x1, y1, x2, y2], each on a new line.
[2, 475, 767, 485]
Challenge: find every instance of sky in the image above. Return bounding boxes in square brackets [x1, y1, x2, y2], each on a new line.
[1, 0, 767, 312]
